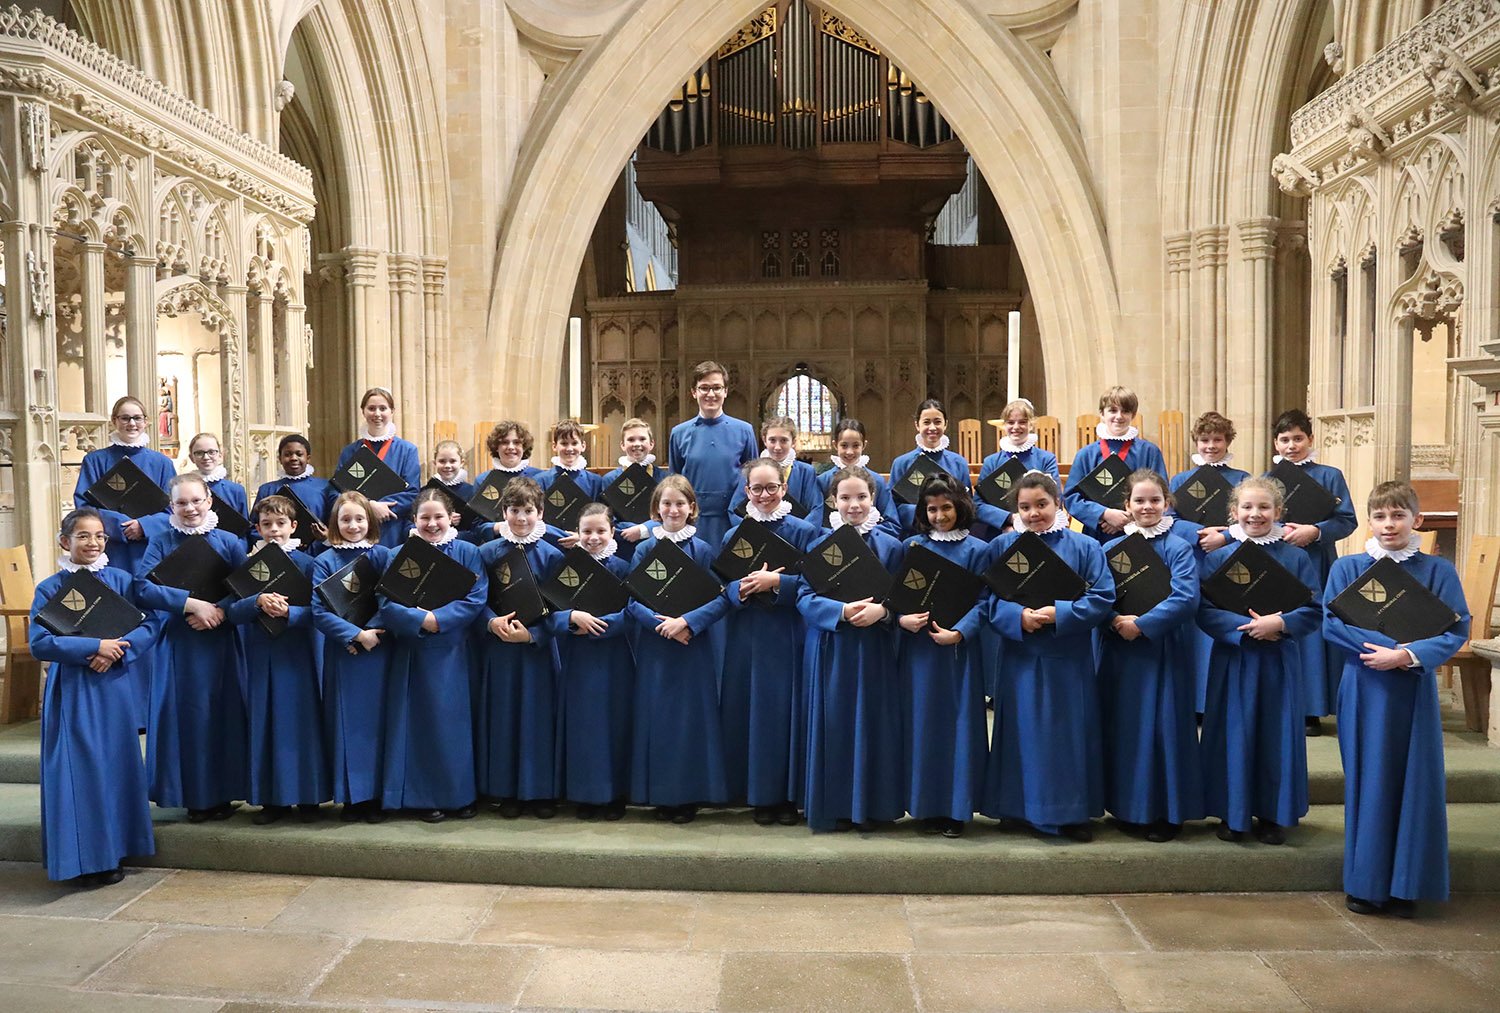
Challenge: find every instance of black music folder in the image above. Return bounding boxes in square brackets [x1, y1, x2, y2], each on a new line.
[274, 486, 323, 544]
[466, 470, 510, 523]
[377, 536, 478, 611]
[887, 542, 985, 631]
[225, 543, 313, 637]
[1268, 461, 1340, 525]
[1072, 455, 1134, 511]
[35, 571, 146, 640]
[1327, 557, 1462, 644]
[797, 524, 894, 605]
[213, 500, 252, 539]
[892, 456, 951, 506]
[1106, 533, 1174, 617]
[423, 478, 484, 531]
[624, 537, 724, 617]
[713, 518, 804, 607]
[146, 534, 233, 602]
[1200, 540, 1313, 616]
[83, 457, 169, 518]
[315, 553, 380, 629]
[982, 531, 1087, 610]
[538, 547, 631, 617]
[331, 445, 410, 502]
[975, 456, 1029, 512]
[601, 464, 657, 525]
[485, 544, 549, 628]
[542, 472, 592, 532]
[1172, 466, 1236, 525]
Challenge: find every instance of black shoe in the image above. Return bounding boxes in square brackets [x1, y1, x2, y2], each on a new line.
[210, 802, 237, 821]
[419, 809, 446, 823]
[995, 817, 1025, 833]
[942, 819, 964, 839]
[775, 802, 800, 827]
[187, 808, 211, 824]
[1145, 821, 1180, 843]
[496, 798, 523, 819]
[1113, 819, 1146, 836]
[576, 803, 598, 821]
[1387, 898, 1416, 919]
[529, 800, 557, 820]
[1305, 716, 1323, 737]
[363, 804, 387, 824]
[296, 804, 321, 823]
[671, 805, 697, 825]
[1346, 894, 1383, 916]
[450, 803, 478, 820]
[252, 805, 288, 826]
[1215, 821, 1244, 842]
[753, 806, 776, 826]
[653, 806, 674, 821]
[85, 867, 125, 887]
[1253, 819, 1286, 846]
[919, 816, 944, 835]
[1060, 822, 1093, 842]
[603, 800, 627, 821]
[339, 803, 361, 823]
[833, 818, 854, 832]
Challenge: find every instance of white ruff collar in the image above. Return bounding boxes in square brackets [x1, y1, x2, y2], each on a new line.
[1229, 522, 1285, 546]
[337, 539, 375, 550]
[929, 528, 969, 542]
[551, 457, 588, 471]
[197, 465, 228, 483]
[278, 467, 316, 481]
[999, 434, 1037, 454]
[251, 538, 302, 554]
[917, 436, 951, 453]
[1126, 516, 1176, 539]
[746, 500, 793, 523]
[619, 454, 656, 469]
[435, 470, 469, 486]
[831, 508, 882, 535]
[410, 526, 459, 545]
[1191, 453, 1234, 468]
[1014, 510, 1070, 535]
[654, 524, 697, 543]
[761, 449, 795, 467]
[361, 426, 396, 443]
[1272, 452, 1316, 466]
[1097, 423, 1140, 442]
[501, 525, 545, 546]
[170, 512, 220, 536]
[58, 553, 110, 573]
[1365, 533, 1422, 562]
[586, 540, 619, 561]
[109, 431, 150, 448]
[836, 454, 870, 470]
[491, 460, 528, 473]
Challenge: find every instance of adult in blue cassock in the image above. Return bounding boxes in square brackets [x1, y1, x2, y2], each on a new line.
[1197, 530, 1321, 838]
[980, 524, 1114, 836]
[1325, 543, 1469, 907]
[475, 531, 565, 811]
[668, 370, 760, 550]
[887, 444, 972, 535]
[32, 554, 159, 883]
[312, 541, 392, 817]
[1099, 520, 1204, 835]
[1065, 426, 1168, 543]
[796, 517, 907, 832]
[229, 542, 329, 819]
[74, 398, 176, 577]
[136, 519, 249, 818]
[377, 529, 487, 815]
[718, 487, 823, 820]
[625, 526, 731, 815]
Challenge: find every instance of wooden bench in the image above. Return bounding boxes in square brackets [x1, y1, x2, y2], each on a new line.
[0, 546, 41, 723]
[1451, 534, 1500, 735]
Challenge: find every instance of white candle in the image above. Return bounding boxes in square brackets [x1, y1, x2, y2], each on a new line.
[568, 316, 582, 419]
[1007, 310, 1020, 403]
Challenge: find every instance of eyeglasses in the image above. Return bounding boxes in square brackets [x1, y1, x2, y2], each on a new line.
[695, 385, 726, 395]
[189, 448, 221, 458]
[114, 414, 146, 424]
[174, 497, 210, 508]
[747, 484, 783, 496]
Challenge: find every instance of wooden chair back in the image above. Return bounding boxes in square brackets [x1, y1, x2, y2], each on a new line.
[1461, 535, 1500, 644]
[590, 423, 614, 468]
[956, 418, 983, 465]
[432, 419, 457, 447]
[1033, 416, 1060, 458]
[0, 546, 41, 722]
[1075, 414, 1100, 457]
[473, 421, 497, 470]
[1158, 409, 1186, 476]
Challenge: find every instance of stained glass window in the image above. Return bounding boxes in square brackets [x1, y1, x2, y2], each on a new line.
[772, 372, 838, 451]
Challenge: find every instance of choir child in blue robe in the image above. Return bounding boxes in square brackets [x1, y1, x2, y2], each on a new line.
[136, 473, 249, 822]
[232, 495, 330, 824]
[814, 418, 900, 536]
[720, 458, 823, 825]
[1325, 481, 1470, 917]
[1198, 476, 1321, 845]
[727, 416, 821, 520]
[253, 434, 333, 549]
[1099, 470, 1204, 842]
[468, 419, 544, 544]
[668, 360, 759, 550]
[887, 399, 973, 535]
[32, 509, 159, 885]
[312, 491, 392, 823]
[74, 396, 176, 577]
[335, 386, 421, 549]
[536, 419, 606, 548]
[600, 418, 669, 563]
[377, 486, 487, 821]
[550, 503, 635, 819]
[625, 475, 731, 823]
[431, 437, 475, 512]
[186, 433, 250, 547]
[974, 398, 1060, 541]
[797, 465, 907, 832]
[1065, 385, 1169, 543]
[980, 472, 1114, 841]
[1269, 408, 1358, 734]
[475, 476, 565, 818]
[895, 473, 988, 838]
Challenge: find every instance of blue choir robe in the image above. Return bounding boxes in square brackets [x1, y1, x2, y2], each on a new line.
[136, 528, 249, 811]
[254, 475, 333, 553]
[1263, 460, 1357, 717]
[1157, 518, 1217, 714]
[229, 547, 329, 807]
[537, 464, 606, 547]
[1169, 463, 1249, 527]
[974, 446, 1060, 541]
[376, 537, 486, 810]
[896, 533, 989, 823]
[31, 567, 159, 881]
[599, 462, 671, 562]
[1065, 437, 1168, 542]
[311, 544, 393, 805]
[336, 438, 421, 548]
[718, 513, 824, 807]
[1325, 551, 1469, 904]
[1197, 536, 1321, 832]
[1098, 530, 1205, 826]
[547, 551, 636, 805]
[668, 414, 760, 549]
[980, 528, 1114, 832]
[814, 466, 901, 537]
[796, 526, 907, 830]
[204, 477, 250, 545]
[625, 533, 731, 806]
[886, 447, 973, 535]
[474, 537, 564, 802]
[727, 458, 821, 518]
[74, 444, 176, 576]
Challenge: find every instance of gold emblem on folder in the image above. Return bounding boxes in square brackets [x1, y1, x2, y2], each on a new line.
[398, 558, 422, 580]
[558, 566, 580, 588]
[348, 462, 367, 480]
[995, 472, 1013, 490]
[1360, 579, 1387, 604]
[1187, 480, 1207, 500]
[62, 589, 87, 611]
[618, 478, 636, 496]
[822, 544, 844, 567]
[1227, 562, 1251, 586]
[1007, 553, 1031, 575]
[1110, 551, 1132, 575]
[1097, 467, 1118, 487]
[548, 490, 566, 507]
[646, 560, 668, 581]
[903, 569, 927, 591]
[496, 563, 512, 585]
[106, 474, 127, 491]
[341, 572, 361, 594]
[249, 560, 271, 583]
[481, 485, 500, 501]
[731, 538, 754, 560]
[907, 470, 924, 486]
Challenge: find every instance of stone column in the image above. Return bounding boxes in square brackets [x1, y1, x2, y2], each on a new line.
[422, 257, 448, 425]
[1191, 226, 1228, 420]
[284, 301, 309, 434]
[222, 284, 250, 480]
[124, 256, 159, 411]
[79, 240, 109, 415]
[1163, 232, 1192, 416]
[1237, 218, 1278, 467]
[250, 286, 275, 423]
[390, 254, 423, 440]
[343, 247, 381, 403]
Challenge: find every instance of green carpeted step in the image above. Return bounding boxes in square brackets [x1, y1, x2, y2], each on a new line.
[0, 722, 39, 784]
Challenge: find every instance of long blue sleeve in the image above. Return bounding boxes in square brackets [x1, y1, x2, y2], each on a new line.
[1054, 536, 1115, 636]
[1124, 535, 1201, 641]
[1324, 554, 1470, 672]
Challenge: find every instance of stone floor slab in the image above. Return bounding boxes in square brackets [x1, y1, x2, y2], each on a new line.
[0, 862, 169, 920]
[474, 886, 697, 950]
[519, 949, 721, 1011]
[1337, 893, 1500, 952]
[0, 982, 220, 1012]
[85, 925, 348, 1001]
[268, 876, 502, 942]
[312, 937, 536, 1006]
[690, 893, 911, 952]
[1114, 892, 1376, 951]
[112, 870, 313, 929]
[911, 953, 1124, 1012]
[1267, 952, 1500, 1012]
[0, 914, 151, 986]
[1097, 952, 1308, 1011]
[906, 895, 1141, 953]
[719, 951, 913, 1013]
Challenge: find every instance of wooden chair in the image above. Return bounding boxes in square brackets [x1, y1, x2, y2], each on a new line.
[1451, 534, 1500, 735]
[1075, 413, 1100, 459]
[590, 423, 614, 469]
[1158, 409, 1186, 477]
[956, 418, 983, 466]
[473, 420, 497, 469]
[432, 419, 457, 447]
[0, 546, 41, 723]
[1033, 416, 1060, 458]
